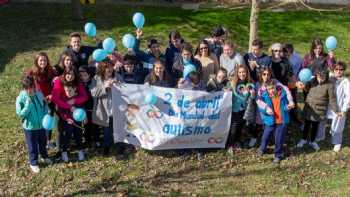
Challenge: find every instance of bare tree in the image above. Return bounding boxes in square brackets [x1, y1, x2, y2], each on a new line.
[248, 0, 260, 52]
[71, 0, 83, 20]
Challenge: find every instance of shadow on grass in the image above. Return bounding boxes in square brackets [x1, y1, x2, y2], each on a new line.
[1, 3, 350, 75]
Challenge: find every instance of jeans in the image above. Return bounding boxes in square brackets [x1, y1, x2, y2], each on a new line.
[61, 121, 83, 152]
[24, 129, 48, 166]
[259, 124, 286, 159]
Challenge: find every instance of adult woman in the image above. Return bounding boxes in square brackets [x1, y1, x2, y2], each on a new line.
[269, 43, 294, 86]
[194, 39, 219, 82]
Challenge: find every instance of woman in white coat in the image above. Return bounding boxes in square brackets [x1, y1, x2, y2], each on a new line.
[327, 61, 350, 152]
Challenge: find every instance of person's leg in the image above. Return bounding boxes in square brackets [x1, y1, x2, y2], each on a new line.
[316, 120, 326, 142]
[24, 129, 38, 166]
[310, 121, 319, 143]
[302, 120, 312, 140]
[38, 129, 49, 159]
[259, 125, 274, 153]
[61, 121, 73, 152]
[274, 124, 286, 159]
[72, 122, 83, 151]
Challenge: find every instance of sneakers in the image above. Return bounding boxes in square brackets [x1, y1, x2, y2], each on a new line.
[47, 142, 56, 150]
[78, 150, 85, 161]
[196, 152, 204, 161]
[61, 151, 69, 162]
[257, 149, 264, 156]
[248, 138, 257, 148]
[273, 157, 282, 164]
[227, 146, 234, 156]
[333, 144, 341, 152]
[309, 142, 320, 151]
[40, 158, 53, 165]
[296, 139, 307, 148]
[30, 165, 40, 173]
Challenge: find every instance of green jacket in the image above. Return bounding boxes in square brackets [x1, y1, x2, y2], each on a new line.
[16, 90, 48, 130]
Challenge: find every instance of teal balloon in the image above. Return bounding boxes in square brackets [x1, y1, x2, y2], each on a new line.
[122, 34, 136, 49]
[298, 68, 313, 83]
[92, 49, 107, 62]
[325, 36, 337, 50]
[42, 114, 56, 131]
[73, 108, 87, 122]
[84, 22, 96, 37]
[133, 12, 145, 29]
[145, 92, 157, 105]
[183, 63, 196, 79]
[103, 37, 116, 54]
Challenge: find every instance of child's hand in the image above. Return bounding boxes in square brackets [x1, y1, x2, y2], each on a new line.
[337, 112, 345, 117]
[328, 51, 335, 59]
[67, 99, 75, 105]
[296, 81, 305, 89]
[249, 89, 256, 96]
[266, 107, 274, 115]
[136, 29, 143, 39]
[248, 60, 257, 69]
[287, 103, 295, 110]
[83, 118, 88, 125]
[67, 119, 74, 124]
[70, 106, 76, 112]
[45, 95, 52, 103]
[177, 78, 185, 85]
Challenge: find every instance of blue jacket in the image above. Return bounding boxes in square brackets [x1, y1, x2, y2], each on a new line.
[16, 90, 48, 130]
[257, 86, 290, 126]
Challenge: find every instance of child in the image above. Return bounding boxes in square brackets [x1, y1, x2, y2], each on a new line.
[144, 60, 174, 88]
[27, 52, 58, 149]
[54, 52, 74, 76]
[90, 61, 124, 156]
[326, 61, 350, 152]
[225, 65, 256, 152]
[16, 75, 52, 173]
[206, 67, 228, 92]
[78, 65, 100, 148]
[296, 68, 339, 151]
[178, 71, 206, 91]
[51, 68, 88, 162]
[119, 54, 147, 84]
[257, 80, 294, 163]
[172, 42, 203, 83]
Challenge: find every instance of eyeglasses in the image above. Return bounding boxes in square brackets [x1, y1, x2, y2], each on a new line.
[334, 68, 345, 71]
[200, 47, 208, 50]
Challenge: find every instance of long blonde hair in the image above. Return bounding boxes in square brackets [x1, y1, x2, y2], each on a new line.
[229, 65, 253, 88]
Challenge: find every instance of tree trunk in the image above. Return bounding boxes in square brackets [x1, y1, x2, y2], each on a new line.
[248, 0, 260, 52]
[71, 0, 83, 20]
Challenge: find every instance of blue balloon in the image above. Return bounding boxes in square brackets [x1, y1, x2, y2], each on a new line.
[183, 63, 196, 79]
[42, 114, 56, 131]
[122, 34, 136, 49]
[103, 37, 116, 54]
[84, 22, 96, 37]
[73, 108, 87, 122]
[145, 92, 157, 105]
[298, 68, 313, 83]
[325, 36, 337, 51]
[92, 49, 107, 62]
[133, 12, 145, 29]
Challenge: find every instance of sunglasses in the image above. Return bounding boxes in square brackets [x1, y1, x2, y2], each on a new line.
[273, 50, 282, 52]
[334, 68, 345, 71]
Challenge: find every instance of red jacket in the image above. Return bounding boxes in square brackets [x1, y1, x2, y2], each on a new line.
[28, 69, 57, 98]
[51, 78, 88, 120]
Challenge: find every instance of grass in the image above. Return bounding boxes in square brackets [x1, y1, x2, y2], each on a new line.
[1, 2, 350, 196]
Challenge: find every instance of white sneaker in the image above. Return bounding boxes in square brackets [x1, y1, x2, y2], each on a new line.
[40, 158, 53, 165]
[248, 138, 257, 148]
[333, 144, 341, 152]
[297, 139, 307, 148]
[309, 142, 320, 151]
[30, 165, 40, 173]
[61, 152, 69, 162]
[78, 150, 85, 161]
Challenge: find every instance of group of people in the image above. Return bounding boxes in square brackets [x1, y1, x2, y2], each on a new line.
[15, 26, 350, 173]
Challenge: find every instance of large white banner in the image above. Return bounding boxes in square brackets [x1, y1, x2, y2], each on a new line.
[112, 84, 232, 150]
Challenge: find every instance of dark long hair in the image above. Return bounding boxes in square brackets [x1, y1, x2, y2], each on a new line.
[194, 39, 211, 57]
[309, 38, 326, 59]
